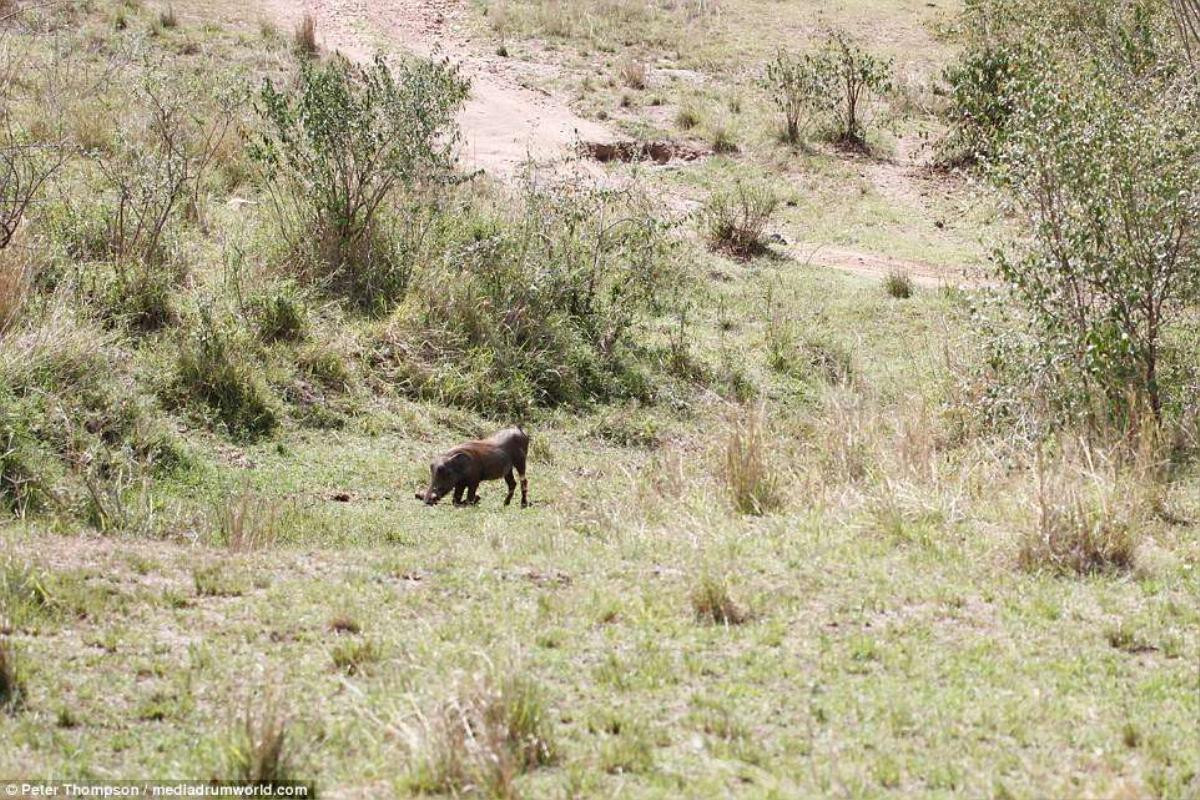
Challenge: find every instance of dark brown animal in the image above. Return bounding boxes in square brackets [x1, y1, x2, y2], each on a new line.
[416, 427, 529, 507]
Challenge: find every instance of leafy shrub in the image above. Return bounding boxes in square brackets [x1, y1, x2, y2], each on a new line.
[991, 55, 1200, 420]
[175, 312, 279, 439]
[250, 54, 469, 312]
[762, 49, 826, 145]
[815, 30, 893, 147]
[700, 179, 778, 259]
[939, 45, 1031, 167]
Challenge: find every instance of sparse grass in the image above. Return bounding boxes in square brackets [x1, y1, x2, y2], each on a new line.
[158, 5, 177, 29]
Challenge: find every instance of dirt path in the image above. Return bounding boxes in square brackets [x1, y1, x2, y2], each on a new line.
[257, 0, 612, 178]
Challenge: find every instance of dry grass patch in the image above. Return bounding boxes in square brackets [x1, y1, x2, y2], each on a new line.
[721, 404, 783, 515]
[403, 672, 556, 795]
[213, 492, 280, 551]
[0, 248, 33, 336]
[1018, 450, 1154, 576]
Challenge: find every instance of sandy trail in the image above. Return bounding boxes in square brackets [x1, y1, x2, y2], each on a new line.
[251, 0, 975, 286]
[258, 0, 612, 178]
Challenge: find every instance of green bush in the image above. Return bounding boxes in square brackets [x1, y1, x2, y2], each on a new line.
[377, 180, 682, 416]
[175, 312, 279, 439]
[250, 54, 469, 313]
[815, 30, 893, 148]
[762, 49, 827, 145]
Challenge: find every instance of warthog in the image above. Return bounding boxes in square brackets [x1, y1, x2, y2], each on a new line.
[416, 427, 529, 507]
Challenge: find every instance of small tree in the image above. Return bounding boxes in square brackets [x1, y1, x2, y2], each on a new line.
[815, 30, 892, 147]
[761, 50, 826, 145]
[250, 54, 469, 311]
[992, 60, 1200, 420]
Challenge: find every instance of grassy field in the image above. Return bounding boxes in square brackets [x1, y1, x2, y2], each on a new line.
[1, 0, 1198, 798]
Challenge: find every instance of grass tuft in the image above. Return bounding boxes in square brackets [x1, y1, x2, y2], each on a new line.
[883, 269, 913, 299]
[225, 691, 311, 790]
[721, 404, 782, 515]
[330, 638, 381, 675]
[213, 492, 280, 552]
[690, 573, 749, 625]
[404, 672, 556, 795]
[701, 180, 777, 260]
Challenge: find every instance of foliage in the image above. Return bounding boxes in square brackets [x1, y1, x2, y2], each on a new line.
[379, 178, 683, 416]
[814, 30, 892, 147]
[250, 54, 469, 312]
[990, 56, 1200, 420]
[762, 49, 827, 145]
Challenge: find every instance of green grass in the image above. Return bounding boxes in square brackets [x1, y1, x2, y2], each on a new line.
[1, 0, 1197, 796]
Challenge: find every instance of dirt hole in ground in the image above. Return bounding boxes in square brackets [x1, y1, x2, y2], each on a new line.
[580, 140, 709, 165]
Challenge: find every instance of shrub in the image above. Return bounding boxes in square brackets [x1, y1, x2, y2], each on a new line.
[815, 30, 893, 147]
[700, 179, 778, 259]
[379, 178, 682, 416]
[175, 313, 278, 439]
[721, 403, 782, 515]
[690, 572, 749, 625]
[762, 49, 827, 145]
[250, 54, 469, 312]
[883, 270, 913, 299]
[991, 56, 1200, 420]
[404, 672, 557, 795]
[939, 45, 1032, 167]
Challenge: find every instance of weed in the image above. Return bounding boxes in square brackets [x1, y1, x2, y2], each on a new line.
[192, 564, 248, 597]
